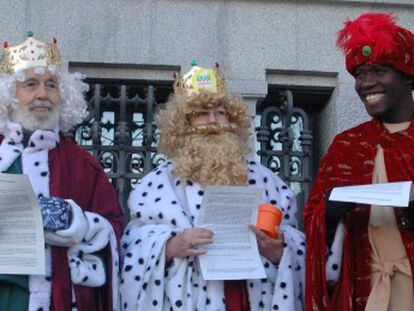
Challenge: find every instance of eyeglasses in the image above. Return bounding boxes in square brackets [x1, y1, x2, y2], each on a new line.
[189, 108, 230, 120]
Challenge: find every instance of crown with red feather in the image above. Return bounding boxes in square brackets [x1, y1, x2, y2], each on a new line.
[337, 13, 414, 78]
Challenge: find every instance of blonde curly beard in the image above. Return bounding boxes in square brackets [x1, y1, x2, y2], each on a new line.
[172, 123, 249, 186]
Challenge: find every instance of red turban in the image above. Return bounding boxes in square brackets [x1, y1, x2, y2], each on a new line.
[337, 12, 414, 77]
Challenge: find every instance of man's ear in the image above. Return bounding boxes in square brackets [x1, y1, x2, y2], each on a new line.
[408, 78, 414, 90]
[403, 74, 414, 89]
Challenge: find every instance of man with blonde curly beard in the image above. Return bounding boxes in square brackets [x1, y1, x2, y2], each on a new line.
[120, 63, 305, 311]
[164, 91, 250, 188]
[0, 33, 124, 311]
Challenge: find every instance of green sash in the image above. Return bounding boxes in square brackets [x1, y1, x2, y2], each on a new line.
[0, 275, 28, 311]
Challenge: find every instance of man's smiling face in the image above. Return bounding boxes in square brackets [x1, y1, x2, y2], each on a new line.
[354, 63, 413, 123]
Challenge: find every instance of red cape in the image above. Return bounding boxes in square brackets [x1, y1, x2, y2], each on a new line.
[303, 118, 414, 310]
[47, 136, 124, 311]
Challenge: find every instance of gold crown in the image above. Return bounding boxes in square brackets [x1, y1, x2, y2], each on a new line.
[173, 61, 227, 95]
[0, 31, 61, 74]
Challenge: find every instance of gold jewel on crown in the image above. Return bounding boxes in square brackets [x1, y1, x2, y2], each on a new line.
[0, 31, 61, 74]
[173, 61, 227, 95]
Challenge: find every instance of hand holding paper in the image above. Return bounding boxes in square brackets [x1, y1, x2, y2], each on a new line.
[0, 173, 45, 275]
[326, 181, 414, 246]
[325, 189, 357, 247]
[329, 181, 413, 207]
[166, 227, 213, 262]
[326, 189, 357, 227]
[198, 185, 266, 280]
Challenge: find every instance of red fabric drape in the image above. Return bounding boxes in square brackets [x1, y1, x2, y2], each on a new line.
[303, 118, 414, 310]
[48, 136, 124, 311]
[224, 280, 250, 311]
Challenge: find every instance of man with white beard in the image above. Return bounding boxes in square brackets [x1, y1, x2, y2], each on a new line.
[120, 63, 305, 310]
[0, 33, 124, 311]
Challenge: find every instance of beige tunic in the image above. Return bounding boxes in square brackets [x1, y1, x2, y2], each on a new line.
[365, 122, 414, 311]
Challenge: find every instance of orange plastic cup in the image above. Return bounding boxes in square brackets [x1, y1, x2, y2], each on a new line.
[256, 203, 283, 238]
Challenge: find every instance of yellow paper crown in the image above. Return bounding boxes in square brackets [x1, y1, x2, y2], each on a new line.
[173, 61, 227, 95]
[0, 31, 61, 74]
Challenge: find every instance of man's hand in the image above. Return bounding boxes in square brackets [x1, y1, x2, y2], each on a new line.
[166, 228, 214, 262]
[400, 200, 414, 229]
[249, 225, 284, 264]
[325, 189, 357, 247]
[325, 189, 357, 229]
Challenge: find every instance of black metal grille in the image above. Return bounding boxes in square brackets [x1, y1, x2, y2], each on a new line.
[255, 90, 313, 224]
[64, 81, 171, 214]
[67, 82, 315, 220]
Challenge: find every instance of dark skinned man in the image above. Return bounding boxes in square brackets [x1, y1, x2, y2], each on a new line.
[304, 12, 414, 311]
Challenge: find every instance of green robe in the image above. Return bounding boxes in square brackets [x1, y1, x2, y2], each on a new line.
[0, 157, 29, 311]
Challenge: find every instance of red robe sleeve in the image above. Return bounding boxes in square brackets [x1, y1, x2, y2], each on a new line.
[303, 140, 334, 311]
[303, 129, 375, 311]
[303, 134, 360, 311]
[49, 137, 124, 311]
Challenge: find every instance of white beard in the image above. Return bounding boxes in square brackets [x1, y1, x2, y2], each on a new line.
[11, 100, 60, 131]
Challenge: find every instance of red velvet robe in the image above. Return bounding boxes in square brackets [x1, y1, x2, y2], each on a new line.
[303, 118, 414, 310]
[1, 135, 125, 311]
[224, 280, 250, 311]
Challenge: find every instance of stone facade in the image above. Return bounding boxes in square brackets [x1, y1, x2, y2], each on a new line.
[1, 0, 413, 156]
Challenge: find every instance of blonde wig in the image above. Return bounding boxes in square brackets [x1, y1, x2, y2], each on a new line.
[156, 90, 251, 186]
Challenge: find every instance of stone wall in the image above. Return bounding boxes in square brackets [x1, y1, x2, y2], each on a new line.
[1, 0, 413, 156]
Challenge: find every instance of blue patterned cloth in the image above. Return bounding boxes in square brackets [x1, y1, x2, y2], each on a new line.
[39, 196, 71, 231]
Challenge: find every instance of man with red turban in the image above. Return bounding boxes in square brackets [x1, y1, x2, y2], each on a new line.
[304, 13, 414, 310]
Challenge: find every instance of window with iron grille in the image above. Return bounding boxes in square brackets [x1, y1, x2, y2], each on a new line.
[64, 79, 172, 215]
[67, 80, 328, 222]
[255, 87, 332, 226]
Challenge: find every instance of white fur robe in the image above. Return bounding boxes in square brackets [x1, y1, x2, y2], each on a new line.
[120, 161, 305, 311]
[0, 122, 119, 311]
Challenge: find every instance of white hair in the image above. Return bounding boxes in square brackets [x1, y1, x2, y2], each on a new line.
[0, 66, 89, 134]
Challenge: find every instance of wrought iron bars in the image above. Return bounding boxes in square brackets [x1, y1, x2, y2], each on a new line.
[65, 82, 169, 215]
[256, 90, 313, 219]
[66, 83, 312, 220]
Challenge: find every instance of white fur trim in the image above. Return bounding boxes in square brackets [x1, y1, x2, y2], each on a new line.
[69, 253, 106, 286]
[71, 286, 78, 311]
[120, 162, 305, 310]
[326, 221, 345, 282]
[5, 121, 24, 142]
[68, 211, 120, 310]
[0, 124, 108, 311]
[0, 122, 25, 171]
[22, 149, 50, 197]
[28, 246, 52, 311]
[0, 137, 23, 171]
[19, 127, 58, 311]
[67, 211, 109, 285]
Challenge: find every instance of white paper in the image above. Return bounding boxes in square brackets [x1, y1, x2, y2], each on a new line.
[198, 185, 266, 280]
[0, 173, 45, 275]
[329, 181, 412, 207]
